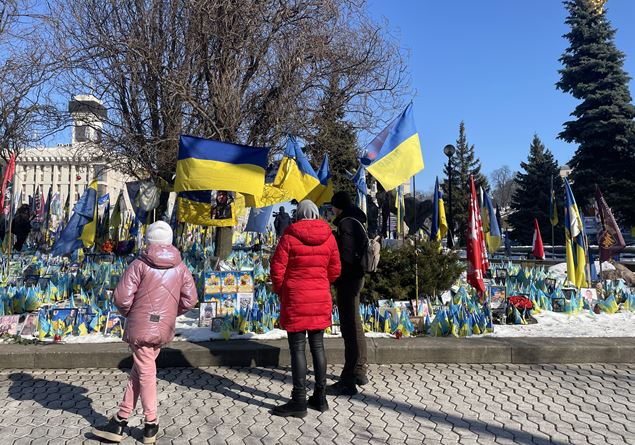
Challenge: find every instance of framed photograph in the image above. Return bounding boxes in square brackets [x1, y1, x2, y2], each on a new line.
[199, 302, 218, 327]
[211, 317, 224, 333]
[217, 294, 236, 317]
[104, 312, 125, 337]
[19, 314, 38, 337]
[489, 286, 507, 309]
[50, 308, 78, 335]
[581, 288, 598, 306]
[495, 269, 508, 279]
[552, 297, 565, 313]
[0, 315, 20, 336]
[545, 278, 557, 292]
[394, 300, 414, 316]
[562, 287, 576, 301]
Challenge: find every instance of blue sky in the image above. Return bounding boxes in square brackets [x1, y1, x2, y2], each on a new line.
[367, 0, 635, 193]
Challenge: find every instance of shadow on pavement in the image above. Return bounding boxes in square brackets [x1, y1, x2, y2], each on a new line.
[7, 371, 108, 427]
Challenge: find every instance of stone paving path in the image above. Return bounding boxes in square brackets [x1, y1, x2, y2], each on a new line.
[0, 363, 633, 444]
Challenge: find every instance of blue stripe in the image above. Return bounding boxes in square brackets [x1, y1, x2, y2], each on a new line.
[372, 103, 418, 164]
[317, 155, 330, 185]
[179, 135, 269, 167]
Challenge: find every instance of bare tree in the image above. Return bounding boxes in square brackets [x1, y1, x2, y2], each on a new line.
[0, 0, 64, 162]
[490, 165, 517, 209]
[49, 0, 409, 182]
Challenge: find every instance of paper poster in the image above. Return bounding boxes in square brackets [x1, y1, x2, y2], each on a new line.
[50, 308, 78, 335]
[221, 272, 239, 294]
[236, 293, 254, 312]
[199, 302, 218, 327]
[394, 300, 414, 316]
[0, 315, 20, 336]
[237, 272, 254, 293]
[205, 272, 222, 294]
[217, 294, 236, 317]
[104, 312, 125, 337]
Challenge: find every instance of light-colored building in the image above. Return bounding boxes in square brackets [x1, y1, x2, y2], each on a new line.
[13, 95, 132, 210]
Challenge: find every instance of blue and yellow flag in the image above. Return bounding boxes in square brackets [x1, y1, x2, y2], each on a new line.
[550, 176, 559, 226]
[431, 177, 448, 241]
[177, 190, 241, 227]
[272, 137, 321, 202]
[365, 103, 424, 191]
[564, 179, 588, 288]
[175, 135, 270, 197]
[481, 187, 501, 253]
[51, 180, 98, 257]
[352, 165, 368, 212]
[306, 154, 334, 206]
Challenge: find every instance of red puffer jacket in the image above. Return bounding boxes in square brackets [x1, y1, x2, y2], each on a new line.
[114, 244, 198, 347]
[270, 219, 341, 333]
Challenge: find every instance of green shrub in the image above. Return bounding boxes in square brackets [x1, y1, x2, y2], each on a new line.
[361, 241, 464, 302]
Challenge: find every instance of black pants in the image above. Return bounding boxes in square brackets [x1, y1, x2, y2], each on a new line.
[287, 330, 326, 402]
[336, 277, 367, 386]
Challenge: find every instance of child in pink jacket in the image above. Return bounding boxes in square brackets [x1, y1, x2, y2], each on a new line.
[94, 221, 197, 444]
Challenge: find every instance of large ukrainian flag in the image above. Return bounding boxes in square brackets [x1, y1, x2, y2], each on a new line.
[306, 154, 333, 206]
[175, 135, 269, 197]
[366, 103, 424, 191]
[564, 179, 588, 288]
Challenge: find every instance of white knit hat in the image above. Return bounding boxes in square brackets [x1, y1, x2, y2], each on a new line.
[146, 221, 173, 245]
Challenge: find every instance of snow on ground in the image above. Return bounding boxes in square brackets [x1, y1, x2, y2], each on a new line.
[488, 310, 635, 337]
[548, 261, 614, 280]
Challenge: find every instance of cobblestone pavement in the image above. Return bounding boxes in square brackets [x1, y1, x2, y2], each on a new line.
[0, 363, 633, 444]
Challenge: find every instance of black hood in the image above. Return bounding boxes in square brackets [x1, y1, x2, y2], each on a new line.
[334, 205, 367, 226]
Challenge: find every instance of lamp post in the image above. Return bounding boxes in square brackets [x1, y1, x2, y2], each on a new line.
[443, 144, 456, 248]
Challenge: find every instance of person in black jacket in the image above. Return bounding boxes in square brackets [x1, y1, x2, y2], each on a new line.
[328, 191, 368, 396]
[12, 205, 32, 252]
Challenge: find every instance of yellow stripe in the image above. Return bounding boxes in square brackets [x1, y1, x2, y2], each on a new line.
[367, 133, 424, 191]
[306, 180, 334, 207]
[175, 158, 265, 196]
[177, 197, 236, 227]
[80, 180, 98, 248]
[272, 157, 321, 202]
[438, 198, 448, 240]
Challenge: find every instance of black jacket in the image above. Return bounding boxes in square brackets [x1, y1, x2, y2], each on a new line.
[334, 206, 367, 281]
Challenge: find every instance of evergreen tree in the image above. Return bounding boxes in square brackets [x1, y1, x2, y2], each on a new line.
[557, 0, 635, 225]
[442, 121, 489, 246]
[508, 135, 564, 245]
[305, 78, 359, 198]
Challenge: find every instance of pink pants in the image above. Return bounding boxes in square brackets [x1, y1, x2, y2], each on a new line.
[117, 345, 161, 422]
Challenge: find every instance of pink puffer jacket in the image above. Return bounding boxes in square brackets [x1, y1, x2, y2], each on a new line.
[114, 244, 197, 347]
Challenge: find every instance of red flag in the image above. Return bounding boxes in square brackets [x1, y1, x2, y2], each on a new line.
[0, 153, 16, 215]
[595, 185, 625, 261]
[532, 218, 545, 260]
[467, 175, 489, 295]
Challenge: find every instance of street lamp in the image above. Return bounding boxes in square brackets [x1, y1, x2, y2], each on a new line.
[443, 144, 456, 248]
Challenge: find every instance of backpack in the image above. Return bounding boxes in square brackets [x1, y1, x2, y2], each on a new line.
[340, 217, 381, 273]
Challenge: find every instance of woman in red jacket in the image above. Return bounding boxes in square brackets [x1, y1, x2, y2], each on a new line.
[270, 200, 341, 418]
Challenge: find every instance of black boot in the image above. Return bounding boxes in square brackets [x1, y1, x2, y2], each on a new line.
[272, 398, 307, 418]
[143, 421, 159, 444]
[355, 375, 369, 386]
[308, 391, 329, 412]
[326, 381, 358, 396]
[93, 415, 128, 443]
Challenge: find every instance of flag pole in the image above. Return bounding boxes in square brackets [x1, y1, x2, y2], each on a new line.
[412, 175, 419, 316]
[550, 176, 555, 260]
[6, 161, 16, 273]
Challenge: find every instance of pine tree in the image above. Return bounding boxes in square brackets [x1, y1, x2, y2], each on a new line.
[508, 135, 564, 245]
[442, 121, 489, 246]
[557, 0, 635, 225]
[305, 79, 359, 198]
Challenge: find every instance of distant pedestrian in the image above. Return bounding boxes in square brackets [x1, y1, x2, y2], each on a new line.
[270, 200, 341, 417]
[93, 221, 197, 444]
[11, 204, 32, 251]
[273, 206, 291, 237]
[328, 191, 369, 396]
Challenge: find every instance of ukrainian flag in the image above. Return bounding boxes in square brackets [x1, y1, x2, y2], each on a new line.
[481, 187, 501, 253]
[177, 190, 237, 227]
[272, 137, 321, 202]
[306, 155, 334, 206]
[431, 177, 448, 241]
[366, 103, 424, 191]
[50, 180, 98, 257]
[175, 135, 270, 197]
[564, 179, 588, 288]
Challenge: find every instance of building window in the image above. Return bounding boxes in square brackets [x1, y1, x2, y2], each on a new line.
[75, 125, 88, 142]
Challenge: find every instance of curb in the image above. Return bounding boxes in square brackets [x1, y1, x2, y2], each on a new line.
[1, 337, 634, 369]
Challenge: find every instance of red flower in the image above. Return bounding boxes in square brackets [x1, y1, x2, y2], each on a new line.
[508, 296, 533, 310]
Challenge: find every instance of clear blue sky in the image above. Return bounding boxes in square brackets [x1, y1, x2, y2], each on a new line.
[367, 0, 635, 193]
